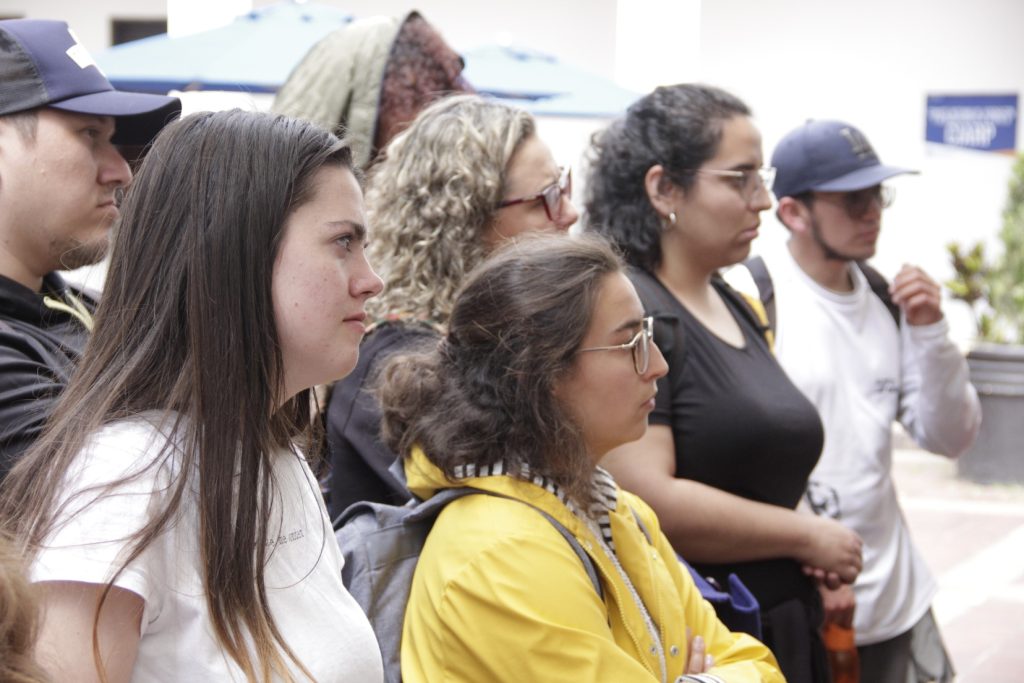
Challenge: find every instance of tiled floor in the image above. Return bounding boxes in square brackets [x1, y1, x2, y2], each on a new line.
[894, 449, 1024, 682]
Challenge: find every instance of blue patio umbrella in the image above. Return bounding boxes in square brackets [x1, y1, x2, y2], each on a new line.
[96, 1, 353, 93]
[461, 45, 638, 118]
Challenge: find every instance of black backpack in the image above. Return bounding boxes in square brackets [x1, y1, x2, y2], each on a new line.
[742, 255, 900, 335]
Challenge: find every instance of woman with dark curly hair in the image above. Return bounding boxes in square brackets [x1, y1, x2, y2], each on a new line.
[324, 94, 577, 519]
[380, 233, 782, 682]
[584, 84, 863, 682]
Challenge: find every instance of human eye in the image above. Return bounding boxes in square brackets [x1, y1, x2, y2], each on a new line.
[738, 169, 760, 192]
[617, 322, 643, 347]
[849, 188, 876, 208]
[335, 234, 354, 252]
[720, 171, 745, 191]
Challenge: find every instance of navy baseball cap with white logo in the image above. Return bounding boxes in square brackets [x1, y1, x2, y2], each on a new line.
[0, 19, 180, 144]
[771, 119, 916, 199]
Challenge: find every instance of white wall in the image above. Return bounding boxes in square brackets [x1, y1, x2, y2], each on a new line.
[0, 0, 166, 52]
[254, 0, 619, 80]
[0, 0, 250, 48]
[167, 0, 248, 36]
[614, 0, 702, 90]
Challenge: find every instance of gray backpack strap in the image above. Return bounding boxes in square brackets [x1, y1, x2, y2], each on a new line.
[626, 504, 654, 545]
[340, 481, 604, 597]
[515, 501, 603, 600]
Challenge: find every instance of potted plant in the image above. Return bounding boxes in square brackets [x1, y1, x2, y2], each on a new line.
[946, 152, 1024, 484]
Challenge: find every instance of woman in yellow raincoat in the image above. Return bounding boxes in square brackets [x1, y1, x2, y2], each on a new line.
[379, 234, 782, 683]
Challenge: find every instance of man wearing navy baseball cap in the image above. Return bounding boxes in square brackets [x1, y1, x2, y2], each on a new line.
[735, 120, 979, 682]
[0, 19, 180, 478]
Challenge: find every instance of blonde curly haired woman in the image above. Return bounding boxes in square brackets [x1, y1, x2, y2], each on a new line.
[324, 94, 578, 519]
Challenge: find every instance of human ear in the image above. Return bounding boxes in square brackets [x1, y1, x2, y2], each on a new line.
[777, 197, 810, 235]
[643, 165, 681, 221]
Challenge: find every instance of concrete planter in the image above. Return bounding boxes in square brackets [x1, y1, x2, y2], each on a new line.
[957, 342, 1024, 484]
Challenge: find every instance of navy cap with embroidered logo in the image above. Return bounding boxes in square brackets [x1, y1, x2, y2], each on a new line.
[770, 119, 916, 200]
[0, 19, 180, 145]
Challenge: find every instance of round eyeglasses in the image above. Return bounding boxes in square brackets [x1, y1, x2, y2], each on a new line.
[578, 316, 654, 375]
[496, 167, 572, 222]
[810, 185, 894, 219]
[693, 166, 776, 203]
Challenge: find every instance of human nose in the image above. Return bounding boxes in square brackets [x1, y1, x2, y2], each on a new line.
[98, 142, 132, 188]
[353, 251, 384, 299]
[644, 341, 668, 381]
[860, 194, 883, 221]
[557, 195, 579, 230]
[748, 181, 773, 212]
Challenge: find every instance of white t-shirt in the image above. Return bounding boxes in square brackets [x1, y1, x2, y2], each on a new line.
[728, 247, 980, 645]
[32, 413, 384, 682]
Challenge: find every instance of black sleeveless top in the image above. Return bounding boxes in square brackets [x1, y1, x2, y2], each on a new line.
[630, 269, 830, 682]
[629, 268, 824, 608]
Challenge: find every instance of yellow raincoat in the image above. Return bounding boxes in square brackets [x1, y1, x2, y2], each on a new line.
[401, 448, 783, 682]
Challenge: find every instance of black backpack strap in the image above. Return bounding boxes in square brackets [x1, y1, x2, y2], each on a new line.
[744, 256, 900, 330]
[627, 268, 677, 316]
[714, 275, 774, 350]
[742, 255, 777, 335]
[856, 261, 900, 327]
[626, 268, 681, 359]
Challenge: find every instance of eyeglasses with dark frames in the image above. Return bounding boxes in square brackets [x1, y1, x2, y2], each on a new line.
[693, 166, 776, 202]
[578, 316, 654, 375]
[496, 166, 572, 222]
[810, 185, 894, 219]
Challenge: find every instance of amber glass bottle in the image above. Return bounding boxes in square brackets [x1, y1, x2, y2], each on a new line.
[822, 623, 860, 683]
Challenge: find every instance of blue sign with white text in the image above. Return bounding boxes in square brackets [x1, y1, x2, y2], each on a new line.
[926, 94, 1017, 152]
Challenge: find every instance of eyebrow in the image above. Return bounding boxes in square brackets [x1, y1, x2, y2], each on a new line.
[326, 220, 367, 240]
[612, 317, 645, 334]
[513, 167, 561, 197]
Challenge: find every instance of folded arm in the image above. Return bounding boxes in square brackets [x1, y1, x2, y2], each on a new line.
[601, 425, 861, 582]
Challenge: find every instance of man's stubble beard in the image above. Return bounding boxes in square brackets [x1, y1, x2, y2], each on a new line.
[808, 213, 876, 263]
[53, 232, 110, 271]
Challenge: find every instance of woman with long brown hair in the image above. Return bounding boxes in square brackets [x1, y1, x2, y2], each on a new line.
[0, 110, 384, 681]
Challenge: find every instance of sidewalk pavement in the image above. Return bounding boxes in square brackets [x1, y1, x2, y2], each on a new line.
[894, 447, 1024, 682]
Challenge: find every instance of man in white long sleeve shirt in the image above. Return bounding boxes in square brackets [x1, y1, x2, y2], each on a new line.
[737, 120, 981, 683]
